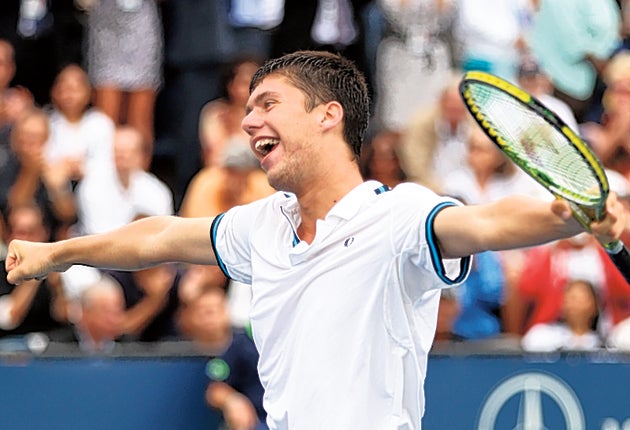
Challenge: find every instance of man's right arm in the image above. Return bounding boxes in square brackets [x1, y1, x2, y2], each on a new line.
[6, 216, 217, 285]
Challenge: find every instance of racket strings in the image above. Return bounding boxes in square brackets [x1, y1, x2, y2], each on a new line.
[467, 85, 602, 203]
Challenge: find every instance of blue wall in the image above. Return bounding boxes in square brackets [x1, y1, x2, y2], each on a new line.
[1, 350, 629, 429]
[0, 356, 221, 430]
[424, 352, 630, 430]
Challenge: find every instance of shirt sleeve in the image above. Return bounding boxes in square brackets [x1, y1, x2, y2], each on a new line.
[210, 197, 274, 284]
[392, 183, 473, 298]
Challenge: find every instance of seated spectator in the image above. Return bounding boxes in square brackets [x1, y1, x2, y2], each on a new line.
[62, 276, 128, 354]
[582, 51, 630, 180]
[516, 56, 579, 132]
[179, 144, 272, 219]
[206, 324, 268, 430]
[442, 128, 550, 335]
[198, 56, 262, 168]
[395, 75, 472, 193]
[442, 127, 548, 205]
[74, 125, 173, 235]
[517, 233, 630, 338]
[178, 286, 267, 429]
[176, 287, 234, 355]
[105, 262, 181, 342]
[0, 38, 33, 144]
[450, 250, 505, 340]
[3, 108, 76, 239]
[60, 261, 180, 343]
[45, 63, 115, 183]
[359, 128, 406, 188]
[0, 203, 67, 337]
[521, 279, 602, 352]
[179, 144, 273, 325]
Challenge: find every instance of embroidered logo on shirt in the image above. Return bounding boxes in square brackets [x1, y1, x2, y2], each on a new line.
[344, 237, 355, 247]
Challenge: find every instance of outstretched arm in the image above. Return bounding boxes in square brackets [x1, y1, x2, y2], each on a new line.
[5, 216, 217, 285]
[434, 194, 625, 259]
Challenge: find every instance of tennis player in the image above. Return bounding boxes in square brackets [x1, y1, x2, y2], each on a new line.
[5, 51, 626, 430]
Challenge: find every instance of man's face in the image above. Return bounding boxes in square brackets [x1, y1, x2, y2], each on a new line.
[8, 209, 48, 242]
[13, 114, 48, 160]
[52, 67, 91, 118]
[0, 42, 15, 91]
[242, 75, 325, 192]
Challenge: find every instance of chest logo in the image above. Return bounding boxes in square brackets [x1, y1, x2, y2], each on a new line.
[344, 237, 355, 247]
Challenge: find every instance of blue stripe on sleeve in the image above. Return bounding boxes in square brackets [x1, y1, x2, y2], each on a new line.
[210, 213, 231, 279]
[425, 202, 471, 285]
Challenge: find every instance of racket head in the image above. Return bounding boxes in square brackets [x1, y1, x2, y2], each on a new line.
[459, 71, 609, 223]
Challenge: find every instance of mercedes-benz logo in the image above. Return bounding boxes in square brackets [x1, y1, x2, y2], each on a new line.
[477, 372, 585, 430]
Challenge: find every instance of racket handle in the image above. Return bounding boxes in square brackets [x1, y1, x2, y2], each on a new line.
[605, 240, 630, 285]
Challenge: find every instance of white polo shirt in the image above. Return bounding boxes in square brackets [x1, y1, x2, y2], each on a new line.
[211, 180, 471, 430]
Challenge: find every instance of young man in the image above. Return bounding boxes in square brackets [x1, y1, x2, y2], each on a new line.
[4, 51, 626, 429]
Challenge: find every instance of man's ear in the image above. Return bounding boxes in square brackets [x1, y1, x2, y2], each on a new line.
[320, 101, 344, 131]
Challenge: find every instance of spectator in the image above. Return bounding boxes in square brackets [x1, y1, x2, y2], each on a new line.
[0, 203, 67, 337]
[452, 0, 533, 84]
[450, 250, 505, 340]
[179, 144, 274, 324]
[81, 0, 163, 169]
[60, 261, 180, 343]
[205, 324, 268, 430]
[106, 262, 181, 342]
[0, 38, 16, 99]
[178, 286, 267, 430]
[582, 51, 630, 181]
[197, 57, 262, 168]
[442, 128, 549, 335]
[3, 107, 76, 238]
[441, 127, 546, 205]
[527, 0, 621, 122]
[68, 276, 128, 354]
[516, 233, 630, 338]
[153, 0, 238, 207]
[180, 144, 273, 220]
[74, 125, 173, 236]
[45, 63, 115, 183]
[521, 279, 602, 352]
[0, 38, 33, 147]
[516, 56, 579, 131]
[359, 128, 406, 188]
[177, 287, 233, 354]
[395, 73, 471, 193]
[271, 0, 372, 88]
[375, 0, 456, 131]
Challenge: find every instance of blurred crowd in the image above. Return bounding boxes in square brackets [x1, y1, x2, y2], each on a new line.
[1, 0, 630, 428]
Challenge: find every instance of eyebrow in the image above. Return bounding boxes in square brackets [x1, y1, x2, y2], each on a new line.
[245, 91, 280, 115]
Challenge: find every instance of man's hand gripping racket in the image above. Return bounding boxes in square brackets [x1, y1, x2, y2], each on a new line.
[459, 71, 630, 283]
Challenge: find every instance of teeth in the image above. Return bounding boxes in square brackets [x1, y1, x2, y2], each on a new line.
[255, 138, 279, 155]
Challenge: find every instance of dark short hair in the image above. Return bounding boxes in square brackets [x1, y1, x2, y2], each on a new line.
[250, 50, 370, 158]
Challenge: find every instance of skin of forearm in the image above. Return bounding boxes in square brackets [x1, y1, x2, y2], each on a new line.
[8, 280, 40, 326]
[436, 196, 581, 259]
[49, 216, 216, 272]
[51, 217, 182, 271]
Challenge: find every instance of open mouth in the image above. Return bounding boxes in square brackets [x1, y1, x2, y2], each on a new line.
[254, 138, 279, 156]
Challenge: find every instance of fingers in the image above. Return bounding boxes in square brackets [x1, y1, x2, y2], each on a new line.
[550, 198, 573, 220]
[591, 192, 626, 245]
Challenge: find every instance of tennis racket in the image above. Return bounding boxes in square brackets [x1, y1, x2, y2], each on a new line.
[459, 70, 630, 284]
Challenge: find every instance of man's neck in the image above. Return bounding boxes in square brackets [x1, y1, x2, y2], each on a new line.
[295, 166, 363, 244]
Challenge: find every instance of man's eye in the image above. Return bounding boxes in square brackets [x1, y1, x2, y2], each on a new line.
[264, 100, 276, 109]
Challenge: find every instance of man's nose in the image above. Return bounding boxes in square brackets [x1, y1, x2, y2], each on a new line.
[241, 109, 263, 135]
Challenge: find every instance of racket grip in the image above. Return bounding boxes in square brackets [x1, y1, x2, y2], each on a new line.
[606, 241, 630, 285]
